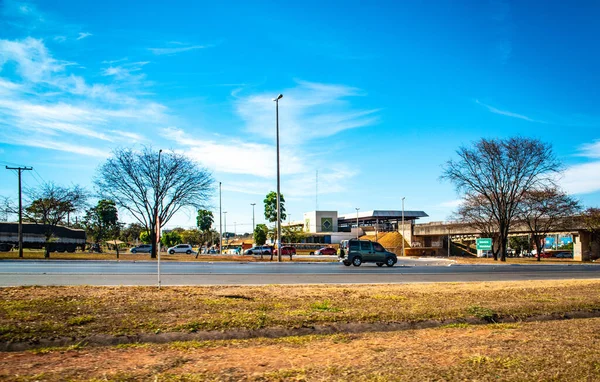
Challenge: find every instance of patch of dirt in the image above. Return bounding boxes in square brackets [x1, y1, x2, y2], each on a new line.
[2, 318, 600, 381]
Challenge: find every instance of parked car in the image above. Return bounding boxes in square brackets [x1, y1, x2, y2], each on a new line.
[313, 247, 336, 256]
[338, 239, 397, 267]
[244, 246, 272, 255]
[554, 252, 573, 258]
[274, 246, 296, 256]
[167, 244, 194, 254]
[129, 244, 152, 253]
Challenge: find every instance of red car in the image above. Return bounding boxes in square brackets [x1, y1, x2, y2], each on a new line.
[274, 246, 296, 256]
[314, 247, 337, 256]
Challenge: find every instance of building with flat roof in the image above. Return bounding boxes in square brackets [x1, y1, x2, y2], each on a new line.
[286, 209, 429, 245]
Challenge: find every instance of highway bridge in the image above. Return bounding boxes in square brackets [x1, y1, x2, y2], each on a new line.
[411, 217, 595, 261]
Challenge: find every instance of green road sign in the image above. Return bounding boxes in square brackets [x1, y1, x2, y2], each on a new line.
[476, 238, 493, 250]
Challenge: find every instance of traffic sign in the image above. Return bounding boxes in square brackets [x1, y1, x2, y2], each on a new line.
[476, 238, 493, 250]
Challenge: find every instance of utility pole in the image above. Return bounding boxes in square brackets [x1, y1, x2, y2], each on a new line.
[5, 166, 32, 258]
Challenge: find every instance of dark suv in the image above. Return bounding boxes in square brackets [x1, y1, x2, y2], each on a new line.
[338, 239, 397, 267]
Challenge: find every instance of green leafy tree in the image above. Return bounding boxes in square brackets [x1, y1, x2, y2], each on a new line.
[25, 183, 88, 258]
[264, 191, 286, 223]
[508, 236, 530, 256]
[120, 223, 144, 244]
[82, 199, 120, 245]
[140, 230, 151, 244]
[161, 231, 182, 247]
[196, 210, 214, 231]
[253, 224, 268, 246]
[181, 229, 202, 246]
[196, 209, 214, 247]
[283, 225, 305, 243]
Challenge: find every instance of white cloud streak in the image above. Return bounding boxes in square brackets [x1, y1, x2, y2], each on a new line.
[561, 162, 600, 195]
[76, 32, 92, 40]
[164, 127, 305, 177]
[0, 37, 168, 156]
[579, 140, 600, 158]
[235, 80, 379, 144]
[475, 100, 546, 123]
[148, 45, 206, 55]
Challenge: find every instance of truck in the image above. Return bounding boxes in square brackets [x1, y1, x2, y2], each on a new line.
[0, 222, 86, 253]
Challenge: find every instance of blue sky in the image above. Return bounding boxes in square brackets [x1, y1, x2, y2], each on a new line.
[1, 0, 599, 233]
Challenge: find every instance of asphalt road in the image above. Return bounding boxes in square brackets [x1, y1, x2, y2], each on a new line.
[1, 259, 599, 286]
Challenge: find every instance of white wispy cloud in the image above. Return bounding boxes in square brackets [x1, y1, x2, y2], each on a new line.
[560, 140, 600, 195]
[102, 61, 150, 83]
[148, 44, 207, 55]
[578, 140, 600, 158]
[561, 161, 600, 195]
[235, 80, 379, 144]
[475, 100, 545, 123]
[163, 127, 305, 177]
[0, 37, 168, 156]
[76, 32, 92, 40]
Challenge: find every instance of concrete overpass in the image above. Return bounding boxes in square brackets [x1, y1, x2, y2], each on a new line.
[411, 217, 595, 261]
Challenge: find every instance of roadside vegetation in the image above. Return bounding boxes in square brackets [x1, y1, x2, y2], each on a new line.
[1, 280, 599, 345]
[1, 280, 599, 381]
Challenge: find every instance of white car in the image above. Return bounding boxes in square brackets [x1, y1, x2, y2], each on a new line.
[167, 244, 194, 254]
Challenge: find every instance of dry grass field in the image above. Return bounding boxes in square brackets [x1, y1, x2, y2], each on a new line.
[2, 317, 599, 381]
[1, 280, 600, 380]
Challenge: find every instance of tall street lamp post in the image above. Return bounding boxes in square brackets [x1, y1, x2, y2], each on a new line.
[157, 149, 162, 288]
[223, 211, 227, 249]
[355, 207, 360, 239]
[219, 182, 222, 252]
[401, 197, 405, 257]
[273, 93, 283, 262]
[251, 203, 256, 234]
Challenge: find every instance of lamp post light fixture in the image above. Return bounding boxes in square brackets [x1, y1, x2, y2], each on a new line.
[273, 93, 283, 262]
[355, 207, 360, 239]
[401, 197, 405, 257]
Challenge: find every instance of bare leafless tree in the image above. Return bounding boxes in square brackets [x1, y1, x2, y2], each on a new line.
[0, 196, 17, 222]
[25, 183, 88, 258]
[453, 193, 501, 258]
[95, 147, 214, 258]
[442, 137, 561, 261]
[517, 187, 580, 261]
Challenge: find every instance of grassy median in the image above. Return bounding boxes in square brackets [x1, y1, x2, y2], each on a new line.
[1, 280, 600, 344]
[2, 280, 600, 381]
[2, 318, 600, 381]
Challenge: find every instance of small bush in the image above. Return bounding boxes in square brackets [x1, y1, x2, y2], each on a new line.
[67, 315, 95, 326]
[467, 306, 498, 323]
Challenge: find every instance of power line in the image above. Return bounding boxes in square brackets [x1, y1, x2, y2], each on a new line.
[32, 169, 46, 185]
